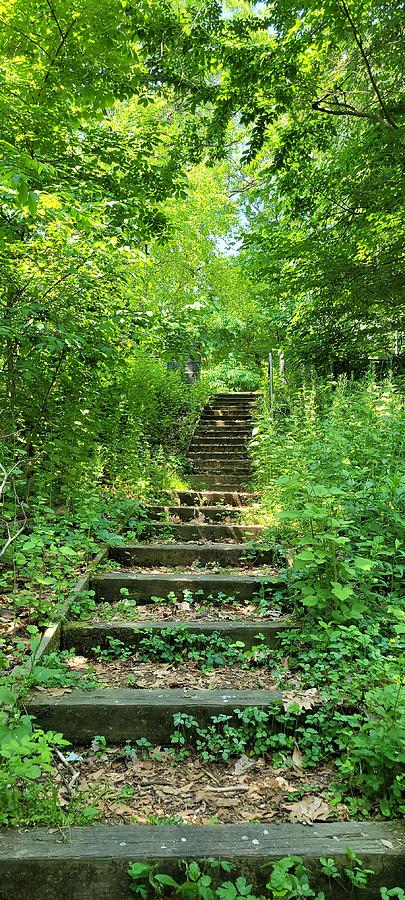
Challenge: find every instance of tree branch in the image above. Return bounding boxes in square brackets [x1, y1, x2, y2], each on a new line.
[338, 0, 398, 129]
[0, 461, 27, 558]
[311, 96, 404, 143]
[0, 18, 50, 56]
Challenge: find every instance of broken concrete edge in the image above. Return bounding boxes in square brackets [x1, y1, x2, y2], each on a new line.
[16, 497, 169, 686]
[0, 822, 403, 900]
[10, 546, 109, 702]
[35, 547, 109, 660]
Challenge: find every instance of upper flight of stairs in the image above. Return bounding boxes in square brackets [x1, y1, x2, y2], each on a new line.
[187, 393, 255, 490]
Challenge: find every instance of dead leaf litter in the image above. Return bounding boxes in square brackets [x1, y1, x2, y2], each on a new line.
[54, 747, 342, 826]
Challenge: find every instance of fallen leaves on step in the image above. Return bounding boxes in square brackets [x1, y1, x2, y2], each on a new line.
[284, 794, 331, 824]
[53, 747, 340, 827]
[234, 754, 254, 776]
[381, 839, 394, 850]
[281, 688, 320, 711]
[292, 746, 304, 769]
[66, 655, 89, 669]
[93, 599, 283, 623]
[36, 687, 72, 697]
[88, 657, 280, 690]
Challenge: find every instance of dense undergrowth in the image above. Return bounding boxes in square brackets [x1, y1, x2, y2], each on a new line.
[0, 364, 211, 824]
[0, 370, 404, 833]
[248, 374, 405, 818]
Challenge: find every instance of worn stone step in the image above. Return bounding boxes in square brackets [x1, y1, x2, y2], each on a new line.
[207, 411, 253, 418]
[189, 453, 249, 462]
[148, 522, 265, 541]
[196, 425, 252, 434]
[145, 504, 247, 521]
[26, 688, 284, 743]
[208, 404, 254, 410]
[190, 449, 248, 458]
[201, 415, 252, 424]
[205, 401, 253, 407]
[187, 475, 249, 490]
[189, 468, 250, 480]
[91, 572, 281, 602]
[213, 391, 258, 398]
[189, 462, 250, 472]
[62, 619, 287, 654]
[189, 470, 250, 480]
[109, 542, 273, 567]
[170, 490, 257, 506]
[207, 407, 254, 415]
[192, 432, 249, 440]
[2, 822, 403, 900]
[188, 451, 249, 460]
[196, 421, 252, 428]
[191, 438, 248, 448]
[191, 472, 250, 487]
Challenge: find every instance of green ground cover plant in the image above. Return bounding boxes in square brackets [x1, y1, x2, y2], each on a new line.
[91, 626, 272, 671]
[128, 855, 402, 899]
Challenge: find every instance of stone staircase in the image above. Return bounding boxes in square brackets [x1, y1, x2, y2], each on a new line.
[17, 391, 404, 898]
[29, 392, 290, 743]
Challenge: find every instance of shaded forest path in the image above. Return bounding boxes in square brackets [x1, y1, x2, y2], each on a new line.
[15, 393, 404, 898]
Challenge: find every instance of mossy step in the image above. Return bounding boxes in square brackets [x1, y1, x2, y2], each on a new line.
[171, 490, 257, 506]
[26, 688, 284, 743]
[62, 619, 287, 653]
[145, 504, 247, 521]
[148, 522, 265, 541]
[91, 572, 282, 602]
[109, 542, 273, 568]
[2, 822, 403, 900]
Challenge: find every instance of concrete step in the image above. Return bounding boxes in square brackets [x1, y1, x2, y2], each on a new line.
[196, 425, 252, 434]
[191, 438, 248, 447]
[205, 401, 253, 407]
[189, 464, 250, 476]
[62, 619, 287, 654]
[91, 571, 282, 603]
[188, 451, 249, 460]
[109, 542, 273, 568]
[27, 688, 284, 744]
[187, 475, 250, 490]
[145, 504, 247, 521]
[207, 406, 255, 414]
[170, 490, 257, 506]
[201, 406, 252, 422]
[213, 392, 258, 398]
[147, 522, 265, 541]
[201, 415, 252, 423]
[3, 822, 404, 899]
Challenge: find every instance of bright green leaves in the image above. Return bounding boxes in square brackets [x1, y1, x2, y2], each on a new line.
[331, 582, 354, 602]
[10, 174, 38, 216]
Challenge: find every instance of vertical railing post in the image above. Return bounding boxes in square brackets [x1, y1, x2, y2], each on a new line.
[268, 352, 274, 411]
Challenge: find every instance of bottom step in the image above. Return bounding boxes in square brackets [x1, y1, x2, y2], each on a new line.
[0, 822, 403, 900]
